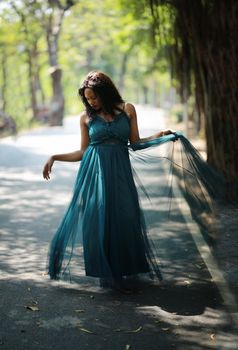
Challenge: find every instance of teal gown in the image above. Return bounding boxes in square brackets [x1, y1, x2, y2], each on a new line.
[48, 111, 223, 287]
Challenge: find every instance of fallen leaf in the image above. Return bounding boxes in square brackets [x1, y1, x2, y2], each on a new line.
[210, 333, 216, 341]
[184, 280, 191, 285]
[195, 264, 203, 269]
[126, 326, 142, 333]
[161, 328, 170, 331]
[25, 305, 39, 312]
[114, 328, 122, 332]
[90, 295, 94, 299]
[125, 345, 131, 350]
[78, 327, 94, 334]
[75, 309, 85, 313]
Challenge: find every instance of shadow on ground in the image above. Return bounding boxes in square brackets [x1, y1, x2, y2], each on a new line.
[1, 120, 237, 350]
[0, 277, 235, 350]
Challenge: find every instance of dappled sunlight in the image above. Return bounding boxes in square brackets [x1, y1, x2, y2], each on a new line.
[1, 274, 231, 350]
[0, 112, 205, 286]
[137, 304, 238, 349]
[0, 109, 236, 350]
[0, 149, 84, 286]
[0, 0, 236, 346]
[0, 112, 224, 289]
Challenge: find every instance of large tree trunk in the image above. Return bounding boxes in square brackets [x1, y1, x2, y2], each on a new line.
[46, 9, 64, 126]
[46, 9, 65, 126]
[149, 0, 238, 200]
[182, 1, 238, 198]
[48, 65, 64, 126]
[45, 0, 76, 126]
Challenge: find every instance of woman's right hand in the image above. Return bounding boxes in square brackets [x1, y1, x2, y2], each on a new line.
[43, 156, 54, 180]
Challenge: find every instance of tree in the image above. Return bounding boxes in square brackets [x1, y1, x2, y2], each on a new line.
[147, 0, 238, 199]
[0, 0, 172, 130]
[9, 0, 76, 126]
[10, 1, 43, 121]
[40, 0, 76, 125]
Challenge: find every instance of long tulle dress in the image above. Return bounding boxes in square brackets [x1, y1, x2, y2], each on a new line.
[48, 111, 224, 288]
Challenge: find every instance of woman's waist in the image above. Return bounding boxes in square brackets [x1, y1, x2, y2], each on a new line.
[89, 137, 128, 147]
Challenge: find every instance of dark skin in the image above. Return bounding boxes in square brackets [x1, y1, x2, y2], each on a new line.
[42, 88, 174, 180]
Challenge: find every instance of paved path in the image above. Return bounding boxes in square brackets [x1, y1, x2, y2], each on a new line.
[0, 105, 237, 350]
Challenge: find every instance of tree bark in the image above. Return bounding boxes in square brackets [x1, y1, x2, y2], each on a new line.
[190, 1, 238, 197]
[44, 0, 77, 126]
[45, 8, 65, 126]
[149, 0, 238, 199]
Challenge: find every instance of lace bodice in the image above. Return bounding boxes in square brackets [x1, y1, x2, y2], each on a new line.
[88, 112, 130, 145]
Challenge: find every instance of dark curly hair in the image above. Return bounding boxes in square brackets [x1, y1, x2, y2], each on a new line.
[78, 71, 124, 117]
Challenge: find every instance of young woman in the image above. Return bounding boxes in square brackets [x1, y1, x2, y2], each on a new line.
[43, 71, 222, 290]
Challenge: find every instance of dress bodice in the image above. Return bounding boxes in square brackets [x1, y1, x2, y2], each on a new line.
[88, 112, 130, 145]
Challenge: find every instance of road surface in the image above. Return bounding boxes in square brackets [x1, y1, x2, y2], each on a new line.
[0, 105, 237, 350]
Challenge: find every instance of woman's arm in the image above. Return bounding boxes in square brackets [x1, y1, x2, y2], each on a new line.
[125, 103, 174, 144]
[42, 112, 89, 180]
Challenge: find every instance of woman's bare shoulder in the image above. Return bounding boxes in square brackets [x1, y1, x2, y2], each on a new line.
[79, 111, 90, 125]
[123, 102, 136, 119]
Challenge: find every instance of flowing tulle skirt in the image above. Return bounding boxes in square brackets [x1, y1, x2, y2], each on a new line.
[48, 142, 162, 282]
[48, 133, 224, 285]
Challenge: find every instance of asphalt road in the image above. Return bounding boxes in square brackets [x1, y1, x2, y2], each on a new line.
[0, 105, 237, 350]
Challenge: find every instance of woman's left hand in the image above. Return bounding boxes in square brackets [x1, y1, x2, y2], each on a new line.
[161, 129, 175, 136]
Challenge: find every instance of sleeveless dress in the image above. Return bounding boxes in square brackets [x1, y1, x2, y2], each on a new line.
[48, 111, 224, 286]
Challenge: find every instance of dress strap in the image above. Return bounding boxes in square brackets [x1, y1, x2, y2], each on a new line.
[123, 102, 129, 112]
[121, 102, 131, 122]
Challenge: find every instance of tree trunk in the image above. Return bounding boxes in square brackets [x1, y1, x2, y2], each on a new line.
[27, 46, 38, 120]
[12, 4, 40, 121]
[194, 2, 238, 198]
[49, 66, 64, 126]
[34, 56, 46, 106]
[46, 10, 65, 126]
[118, 53, 129, 94]
[149, 0, 238, 200]
[1, 51, 7, 112]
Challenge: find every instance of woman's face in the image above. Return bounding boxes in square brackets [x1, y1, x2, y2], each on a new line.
[84, 88, 102, 111]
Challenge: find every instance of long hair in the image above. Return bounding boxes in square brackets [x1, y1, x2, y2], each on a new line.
[78, 71, 124, 117]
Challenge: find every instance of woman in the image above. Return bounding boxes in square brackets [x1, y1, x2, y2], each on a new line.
[43, 71, 222, 290]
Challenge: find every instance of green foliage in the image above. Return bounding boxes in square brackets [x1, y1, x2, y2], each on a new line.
[0, 0, 172, 131]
